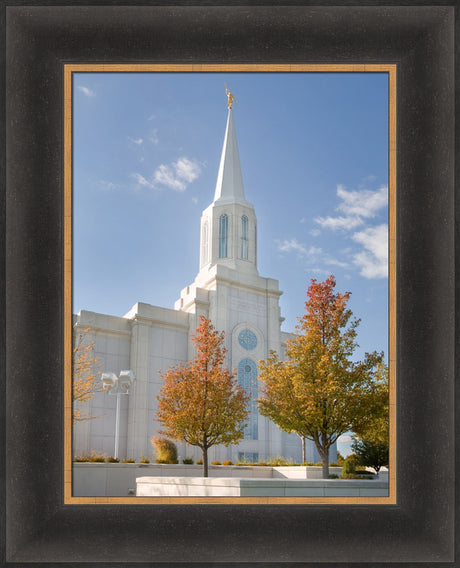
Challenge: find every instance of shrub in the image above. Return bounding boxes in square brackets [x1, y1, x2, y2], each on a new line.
[258, 462, 268, 467]
[302, 461, 314, 466]
[313, 461, 323, 467]
[329, 474, 339, 479]
[329, 462, 338, 467]
[122, 459, 135, 463]
[140, 454, 150, 464]
[268, 455, 293, 466]
[211, 461, 221, 466]
[151, 436, 178, 464]
[107, 456, 120, 463]
[74, 450, 107, 462]
[222, 460, 233, 466]
[341, 457, 356, 479]
[196, 459, 203, 465]
[74, 455, 91, 462]
[183, 458, 194, 464]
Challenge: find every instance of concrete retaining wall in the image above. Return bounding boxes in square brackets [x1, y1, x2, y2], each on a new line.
[72, 463, 382, 497]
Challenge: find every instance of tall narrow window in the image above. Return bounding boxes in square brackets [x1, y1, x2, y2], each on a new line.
[238, 358, 258, 440]
[241, 215, 249, 260]
[201, 219, 209, 267]
[218, 214, 228, 258]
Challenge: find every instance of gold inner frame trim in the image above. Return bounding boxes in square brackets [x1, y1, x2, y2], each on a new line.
[64, 63, 397, 505]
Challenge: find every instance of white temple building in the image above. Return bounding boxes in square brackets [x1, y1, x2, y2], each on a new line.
[73, 101, 337, 465]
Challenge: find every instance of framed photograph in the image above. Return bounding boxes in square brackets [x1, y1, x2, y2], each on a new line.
[66, 65, 395, 505]
[3, 3, 456, 565]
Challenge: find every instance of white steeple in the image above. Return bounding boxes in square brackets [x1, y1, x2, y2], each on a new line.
[195, 93, 258, 276]
[213, 109, 247, 205]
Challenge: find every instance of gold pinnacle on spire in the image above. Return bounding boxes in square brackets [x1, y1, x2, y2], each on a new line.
[225, 84, 235, 109]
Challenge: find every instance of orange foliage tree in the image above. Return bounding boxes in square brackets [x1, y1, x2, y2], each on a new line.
[156, 316, 249, 477]
[258, 275, 384, 479]
[73, 329, 101, 425]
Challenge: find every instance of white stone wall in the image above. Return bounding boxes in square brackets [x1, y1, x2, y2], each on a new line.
[73, 306, 190, 461]
[73, 312, 131, 458]
[147, 323, 189, 460]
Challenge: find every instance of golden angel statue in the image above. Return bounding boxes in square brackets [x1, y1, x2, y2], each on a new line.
[225, 85, 235, 109]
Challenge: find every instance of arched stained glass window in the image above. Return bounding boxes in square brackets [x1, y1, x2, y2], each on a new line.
[219, 214, 228, 258]
[201, 219, 209, 267]
[238, 358, 258, 440]
[241, 215, 249, 260]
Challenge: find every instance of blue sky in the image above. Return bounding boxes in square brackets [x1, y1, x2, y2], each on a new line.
[73, 72, 389, 455]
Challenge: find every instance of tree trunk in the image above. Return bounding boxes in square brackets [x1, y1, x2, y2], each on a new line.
[321, 452, 329, 479]
[202, 447, 208, 477]
[301, 436, 306, 464]
[315, 443, 329, 479]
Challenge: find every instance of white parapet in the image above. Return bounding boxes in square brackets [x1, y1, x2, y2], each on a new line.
[136, 476, 389, 498]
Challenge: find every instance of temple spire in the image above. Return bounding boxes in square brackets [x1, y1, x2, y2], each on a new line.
[213, 92, 246, 204]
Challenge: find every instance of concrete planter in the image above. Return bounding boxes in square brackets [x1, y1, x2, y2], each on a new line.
[136, 476, 389, 498]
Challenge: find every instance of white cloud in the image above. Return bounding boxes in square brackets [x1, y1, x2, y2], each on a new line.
[147, 114, 156, 121]
[277, 240, 325, 263]
[128, 137, 143, 145]
[154, 164, 186, 191]
[310, 183, 388, 279]
[315, 215, 363, 231]
[192, 197, 198, 205]
[352, 224, 388, 278]
[77, 86, 95, 97]
[132, 157, 201, 193]
[325, 257, 349, 269]
[308, 246, 322, 256]
[174, 157, 201, 183]
[131, 173, 154, 189]
[149, 129, 159, 145]
[336, 184, 388, 218]
[309, 228, 321, 237]
[277, 239, 308, 256]
[314, 184, 388, 233]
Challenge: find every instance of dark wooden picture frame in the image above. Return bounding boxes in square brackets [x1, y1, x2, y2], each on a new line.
[3, 3, 456, 565]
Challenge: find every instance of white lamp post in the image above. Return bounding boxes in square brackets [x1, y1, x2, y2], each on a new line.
[101, 370, 135, 460]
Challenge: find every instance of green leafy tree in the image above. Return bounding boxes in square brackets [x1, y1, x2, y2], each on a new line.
[352, 362, 389, 444]
[352, 363, 389, 473]
[351, 437, 389, 474]
[157, 316, 249, 477]
[258, 275, 384, 479]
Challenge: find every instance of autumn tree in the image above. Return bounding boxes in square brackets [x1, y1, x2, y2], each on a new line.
[258, 275, 384, 479]
[156, 316, 249, 477]
[73, 328, 101, 425]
